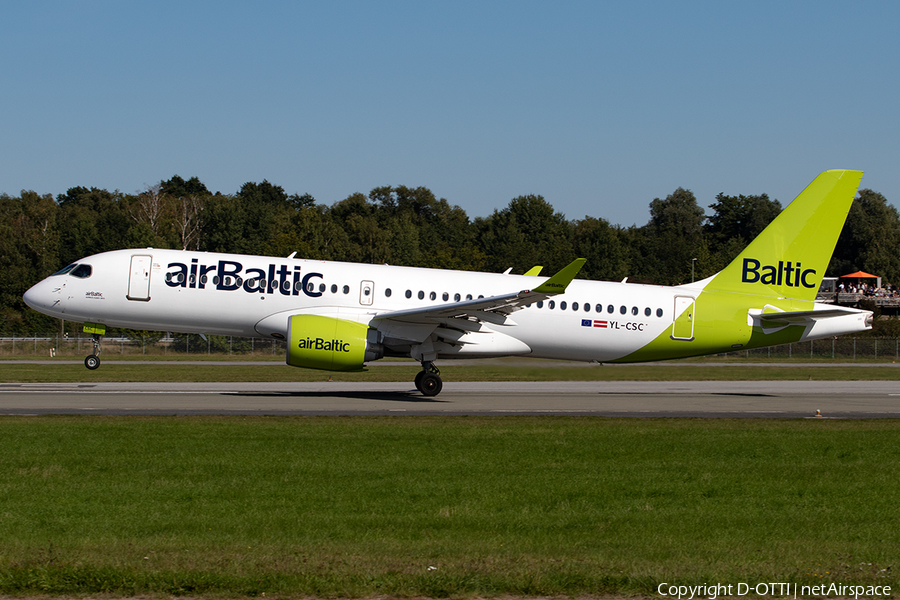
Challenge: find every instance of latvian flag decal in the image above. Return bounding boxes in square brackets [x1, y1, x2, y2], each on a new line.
[582, 319, 608, 328]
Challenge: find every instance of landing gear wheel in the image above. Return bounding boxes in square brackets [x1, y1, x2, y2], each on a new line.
[415, 360, 443, 396]
[414, 370, 425, 392]
[84, 334, 102, 370]
[419, 372, 442, 397]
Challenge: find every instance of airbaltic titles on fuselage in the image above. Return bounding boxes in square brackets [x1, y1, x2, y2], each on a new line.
[164, 259, 325, 297]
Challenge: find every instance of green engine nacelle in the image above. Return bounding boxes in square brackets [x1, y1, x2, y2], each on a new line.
[286, 314, 383, 371]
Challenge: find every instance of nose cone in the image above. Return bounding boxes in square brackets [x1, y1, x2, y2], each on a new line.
[23, 282, 42, 310]
[23, 279, 60, 316]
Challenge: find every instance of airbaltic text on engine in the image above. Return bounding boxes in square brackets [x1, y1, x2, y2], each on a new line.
[297, 337, 352, 352]
[741, 258, 816, 288]
[164, 259, 324, 297]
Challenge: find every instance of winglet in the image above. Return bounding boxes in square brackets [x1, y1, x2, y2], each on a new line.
[532, 258, 586, 294]
[524, 266, 544, 276]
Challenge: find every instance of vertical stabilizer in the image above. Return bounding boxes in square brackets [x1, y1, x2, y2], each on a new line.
[706, 169, 863, 301]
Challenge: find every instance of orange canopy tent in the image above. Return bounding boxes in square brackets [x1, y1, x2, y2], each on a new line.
[840, 271, 882, 289]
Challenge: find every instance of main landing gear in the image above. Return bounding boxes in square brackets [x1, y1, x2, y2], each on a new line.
[414, 361, 443, 396]
[84, 335, 102, 370]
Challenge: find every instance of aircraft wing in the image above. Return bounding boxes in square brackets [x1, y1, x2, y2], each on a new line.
[373, 290, 527, 324]
[370, 258, 585, 342]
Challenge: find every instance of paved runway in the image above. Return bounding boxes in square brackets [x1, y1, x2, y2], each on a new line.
[1, 380, 899, 418]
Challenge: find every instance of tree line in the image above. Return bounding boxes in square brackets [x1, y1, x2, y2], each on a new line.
[2, 175, 898, 334]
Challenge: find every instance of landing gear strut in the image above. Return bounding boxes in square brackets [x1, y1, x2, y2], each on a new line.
[414, 361, 442, 396]
[84, 335, 102, 370]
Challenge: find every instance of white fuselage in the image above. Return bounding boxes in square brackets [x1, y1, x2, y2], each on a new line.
[24, 248, 682, 363]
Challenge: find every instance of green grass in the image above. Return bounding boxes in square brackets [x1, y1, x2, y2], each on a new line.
[0, 416, 897, 597]
[3, 361, 900, 383]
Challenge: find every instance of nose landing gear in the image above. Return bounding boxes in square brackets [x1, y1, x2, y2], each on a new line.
[84, 335, 102, 370]
[414, 361, 443, 396]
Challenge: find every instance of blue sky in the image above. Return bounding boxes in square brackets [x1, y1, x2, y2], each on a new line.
[2, 1, 897, 227]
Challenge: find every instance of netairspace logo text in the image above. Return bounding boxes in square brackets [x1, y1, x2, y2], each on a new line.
[657, 582, 892, 599]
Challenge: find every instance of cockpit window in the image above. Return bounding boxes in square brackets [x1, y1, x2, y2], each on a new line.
[70, 264, 93, 279]
[52, 264, 78, 276]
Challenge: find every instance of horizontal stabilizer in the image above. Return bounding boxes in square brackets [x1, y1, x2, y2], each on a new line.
[747, 306, 874, 339]
[758, 308, 868, 324]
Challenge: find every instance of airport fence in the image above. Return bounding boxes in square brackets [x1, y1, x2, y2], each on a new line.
[728, 337, 900, 360]
[0, 334, 287, 358]
[0, 334, 899, 361]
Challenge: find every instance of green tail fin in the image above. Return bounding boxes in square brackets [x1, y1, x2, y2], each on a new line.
[706, 169, 863, 301]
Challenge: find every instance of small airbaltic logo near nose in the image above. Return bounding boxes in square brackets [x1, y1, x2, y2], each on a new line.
[741, 258, 816, 288]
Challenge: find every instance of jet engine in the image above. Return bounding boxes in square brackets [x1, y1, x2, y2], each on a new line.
[286, 314, 383, 371]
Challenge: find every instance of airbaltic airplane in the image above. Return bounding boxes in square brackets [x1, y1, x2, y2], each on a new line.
[24, 170, 872, 396]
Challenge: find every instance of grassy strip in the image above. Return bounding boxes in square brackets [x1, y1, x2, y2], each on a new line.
[0, 416, 897, 597]
[2, 362, 900, 383]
